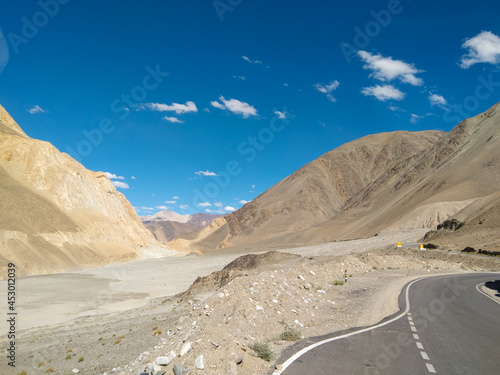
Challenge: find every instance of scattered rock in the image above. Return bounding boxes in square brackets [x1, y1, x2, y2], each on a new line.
[195, 355, 204, 370]
[180, 342, 191, 356]
[236, 356, 244, 365]
[156, 351, 176, 366]
[211, 340, 220, 348]
[173, 364, 190, 375]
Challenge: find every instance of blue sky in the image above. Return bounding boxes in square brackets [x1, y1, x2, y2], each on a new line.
[1, 0, 499, 216]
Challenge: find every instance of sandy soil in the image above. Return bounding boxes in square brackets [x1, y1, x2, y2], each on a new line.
[1, 229, 499, 375]
[0, 230, 427, 335]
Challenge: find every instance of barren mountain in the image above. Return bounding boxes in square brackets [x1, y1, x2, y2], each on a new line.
[0, 105, 172, 277]
[142, 211, 220, 242]
[141, 209, 192, 224]
[171, 101, 500, 252]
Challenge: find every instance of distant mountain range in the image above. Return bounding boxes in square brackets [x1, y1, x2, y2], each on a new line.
[170, 101, 500, 253]
[141, 210, 221, 242]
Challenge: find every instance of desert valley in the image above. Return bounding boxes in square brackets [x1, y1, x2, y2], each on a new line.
[1, 2, 500, 374]
[0, 101, 499, 374]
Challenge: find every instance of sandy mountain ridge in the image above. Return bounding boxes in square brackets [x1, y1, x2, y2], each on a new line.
[141, 210, 221, 242]
[141, 209, 193, 224]
[171, 101, 500, 252]
[0, 105, 174, 277]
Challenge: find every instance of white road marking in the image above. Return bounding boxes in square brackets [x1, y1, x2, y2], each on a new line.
[416, 342, 424, 349]
[272, 278, 422, 374]
[426, 363, 436, 373]
[413, 334, 419, 340]
[475, 283, 500, 305]
[421, 351, 430, 360]
[409, 321, 415, 326]
[411, 326, 417, 332]
[408, 316, 413, 321]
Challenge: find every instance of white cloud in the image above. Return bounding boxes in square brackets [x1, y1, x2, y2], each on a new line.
[131, 176, 136, 179]
[164, 200, 177, 204]
[156, 205, 169, 210]
[460, 31, 500, 69]
[205, 209, 225, 214]
[179, 204, 190, 210]
[239, 200, 249, 204]
[224, 206, 236, 212]
[27, 105, 47, 114]
[211, 96, 258, 118]
[203, 107, 210, 113]
[315, 80, 340, 102]
[214, 202, 223, 207]
[233, 75, 246, 80]
[361, 85, 406, 101]
[195, 170, 217, 177]
[429, 93, 448, 108]
[172, 196, 179, 199]
[242, 56, 262, 65]
[163, 116, 183, 123]
[112, 181, 129, 189]
[251, 184, 255, 188]
[410, 112, 433, 124]
[104, 172, 125, 180]
[198, 202, 212, 207]
[143, 101, 198, 114]
[141, 206, 154, 210]
[274, 110, 287, 119]
[358, 51, 424, 86]
[315, 80, 340, 93]
[388, 105, 405, 112]
[210, 100, 226, 110]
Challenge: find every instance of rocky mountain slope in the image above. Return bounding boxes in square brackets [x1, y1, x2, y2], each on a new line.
[142, 211, 220, 242]
[172, 101, 500, 252]
[0, 105, 172, 276]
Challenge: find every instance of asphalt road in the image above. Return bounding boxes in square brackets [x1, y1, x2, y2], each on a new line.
[275, 273, 500, 375]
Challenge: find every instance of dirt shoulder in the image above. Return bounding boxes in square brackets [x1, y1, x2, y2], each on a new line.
[3, 246, 499, 375]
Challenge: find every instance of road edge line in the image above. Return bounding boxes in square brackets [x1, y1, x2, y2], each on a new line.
[475, 282, 500, 305]
[272, 277, 422, 374]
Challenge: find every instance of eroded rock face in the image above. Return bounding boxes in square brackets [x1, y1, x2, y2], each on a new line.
[437, 218, 465, 231]
[0, 105, 172, 277]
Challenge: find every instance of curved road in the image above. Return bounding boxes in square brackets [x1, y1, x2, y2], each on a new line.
[274, 273, 500, 375]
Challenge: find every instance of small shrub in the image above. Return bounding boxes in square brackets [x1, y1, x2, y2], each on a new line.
[333, 279, 345, 286]
[478, 249, 500, 257]
[66, 349, 72, 353]
[78, 357, 84, 363]
[250, 341, 274, 362]
[114, 339, 121, 345]
[461, 246, 476, 253]
[279, 327, 302, 341]
[16, 371, 27, 375]
[44, 369, 54, 373]
[153, 329, 163, 336]
[38, 362, 45, 368]
[372, 266, 378, 270]
[65, 354, 71, 360]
